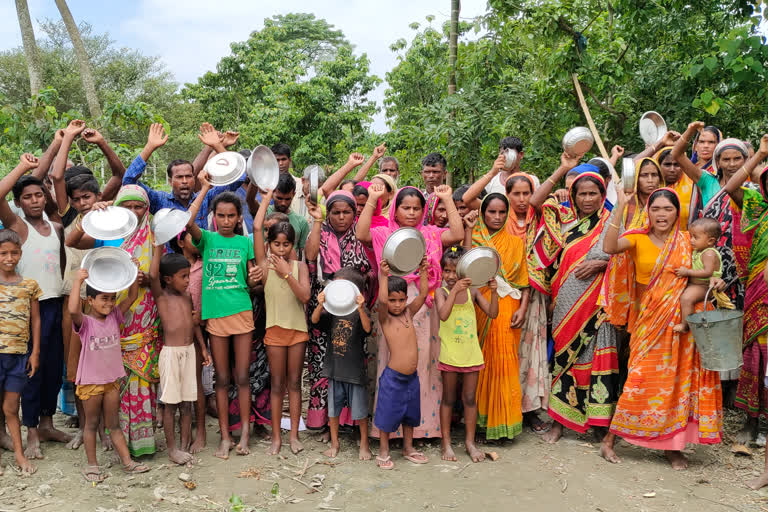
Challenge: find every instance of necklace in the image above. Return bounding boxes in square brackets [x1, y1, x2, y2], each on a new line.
[394, 312, 410, 328]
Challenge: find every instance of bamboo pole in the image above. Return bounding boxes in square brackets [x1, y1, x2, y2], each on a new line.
[571, 73, 619, 182]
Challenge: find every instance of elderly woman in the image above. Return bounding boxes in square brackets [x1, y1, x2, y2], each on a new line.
[530, 163, 620, 462]
[304, 190, 376, 433]
[604, 188, 723, 469]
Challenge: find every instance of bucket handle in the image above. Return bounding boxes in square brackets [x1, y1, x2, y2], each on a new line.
[699, 277, 738, 327]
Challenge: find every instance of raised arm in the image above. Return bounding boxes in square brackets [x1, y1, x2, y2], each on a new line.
[408, 257, 430, 315]
[529, 152, 580, 211]
[148, 243, 164, 301]
[723, 134, 768, 208]
[356, 183, 386, 245]
[437, 279, 467, 321]
[311, 291, 327, 325]
[51, 119, 86, 215]
[197, 123, 227, 155]
[472, 279, 499, 319]
[356, 293, 371, 333]
[462, 153, 505, 211]
[65, 218, 97, 250]
[436, 185, 464, 245]
[304, 201, 324, 262]
[185, 171, 212, 243]
[608, 145, 625, 168]
[320, 153, 365, 197]
[354, 143, 387, 181]
[253, 188, 273, 265]
[119, 266, 140, 316]
[32, 129, 64, 180]
[68, 269, 88, 328]
[244, 182, 260, 218]
[377, 260, 391, 323]
[462, 210, 478, 250]
[82, 128, 126, 201]
[603, 189, 633, 254]
[671, 121, 705, 184]
[0, 154, 39, 236]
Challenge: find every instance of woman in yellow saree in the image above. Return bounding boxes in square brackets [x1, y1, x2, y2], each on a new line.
[604, 188, 723, 469]
[471, 193, 529, 440]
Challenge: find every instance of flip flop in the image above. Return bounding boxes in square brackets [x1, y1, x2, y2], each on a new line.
[122, 461, 150, 474]
[82, 465, 107, 483]
[376, 455, 394, 470]
[403, 451, 428, 464]
[529, 417, 552, 434]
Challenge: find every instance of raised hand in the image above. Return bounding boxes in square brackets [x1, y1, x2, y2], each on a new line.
[379, 258, 391, 276]
[610, 145, 625, 159]
[19, 153, 39, 172]
[463, 210, 479, 230]
[491, 152, 506, 174]
[64, 119, 86, 137]
[197, 170, 212, 189]
[307, 202, 324, 220]
[347, 152, 365, 167]
[373, 143, 387, 159]
[686, 121, 705, 135]
[759, 134, 768, 156]
[368, 183, 387, 200]
[418, 255, 429, 275]
[90, 200, 112, 211]
[76, 268, 89, 282]
[660, 130, 682, 147]
[488, 278, 498, 292]
[434, 184, 453, 201]
[197, 123, 219, 147]
[616, 186, 635, 206]
[356, 294, 365, 308]
[147, 123, 168, 148]
[560, 151, 580, 170]
[453, 277, 472, 293]
[317, 291, 326, 305]
[82, 128, 105, 145]
[221, 130, 240, 148]
[53, 129, 65, 142]
[553, 189, 569, 203]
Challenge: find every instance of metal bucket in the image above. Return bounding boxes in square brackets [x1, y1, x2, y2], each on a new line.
[687, 288, 744, 372]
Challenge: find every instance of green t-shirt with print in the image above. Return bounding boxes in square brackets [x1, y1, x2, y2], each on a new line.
[193, 229, 254, 320]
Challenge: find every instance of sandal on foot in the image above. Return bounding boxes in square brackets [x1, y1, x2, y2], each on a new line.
[403, 451, 428, 464]
[122, 461, 150, 474]
[530, 416, 552, 434]
[376, 455, 394, 470]
[82, 465, 106, 483]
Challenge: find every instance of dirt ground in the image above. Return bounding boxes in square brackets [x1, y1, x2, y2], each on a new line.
[1, 409, 767, 512]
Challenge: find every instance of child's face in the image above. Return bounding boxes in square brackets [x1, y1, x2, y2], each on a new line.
[0, 241, 22, 273]
[15, 184, 46, 219]
[442, 261, 458, 288]
[690, 227, 715, 251]
[69, 188, 101, 215]
[387, 291, 408, 316]
[164, 268, 190, 294]
[355, 194, 368, 217]
[264, 218, 277, 231]
[455, 200, 468, 218]
[269, 233, 293, 259]
[88, 292, 117, 317]
[214, 202, 241, 236]
[180, 232, 200, 258]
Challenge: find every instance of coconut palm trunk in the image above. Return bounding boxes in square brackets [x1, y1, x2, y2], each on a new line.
[15, 0, 43, 96]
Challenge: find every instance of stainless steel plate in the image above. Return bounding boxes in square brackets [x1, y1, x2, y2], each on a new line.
[504, 148, 518, 168]
[562, 126, 594, 157]
[307, 165, 321, 206]
[456, 247, 501, 286]
[81, 206, 138, 241]
[382, 227, 426, 277]
[247, 145, 280, 191]
[622, 158, 636, 193]
[639, 111, 667, 145]
[204, 151, 246, 186]
[81, 246, 138, 293]
[322, 279, 361, 317]
[150, 208, 191, 245]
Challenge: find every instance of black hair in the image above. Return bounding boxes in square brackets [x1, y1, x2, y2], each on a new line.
[66, 174, 100, 198]
[85, 284, 102, 298]
[332, 267, 366, 293]
[340, 179, 356, 189]
[271, 143, 291, 158]
[210, 191, 242, 217]
[689, 217, 721, 239]
[12, 176, 44, 201]
[586, 158, 612, 182]
[0, 228, 22, 247]
[453, 185, 468, 203]
[380, 156, 399, 171]
[166, 159, 193, 179]
[441, 246, 465, 268]
[353, 185, 369, 198]
[387, 275, 407, 295]
[64, 165, 93, 182]
[648, 189, 681, 215]
[267, 220, 296, 244]
[395, 188, 426, 210]
[421, 152, 447, 170]
[505, 174, 533, 195]
[159, 253, 191, 287]
[700, 126, 721, 141]
[657, 149, 673, 165]
[571, 175, 606, 197]
[275, 172, 296, 194]
[761, 171, 768, 198]
[266, 211, 289, 223]
[238, 149, 251, 159]
[481, 192, 509, 217]
[499, 136, 523, 152]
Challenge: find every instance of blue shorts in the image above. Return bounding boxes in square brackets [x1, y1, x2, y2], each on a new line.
[374, 367, 420, 433]
[0, 353, 28, 394]
[328, 379, 368, 421]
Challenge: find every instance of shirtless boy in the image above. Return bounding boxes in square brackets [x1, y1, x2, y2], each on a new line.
[374, 257, 429, 470]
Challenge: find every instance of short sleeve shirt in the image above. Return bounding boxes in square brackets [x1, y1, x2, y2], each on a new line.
[73, 308, 125, 385]
[193, 230, 254, 320]
[0, 279, 43, 354]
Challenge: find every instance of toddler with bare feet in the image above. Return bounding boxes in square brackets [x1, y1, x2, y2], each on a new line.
[149, 246, 211, 466]
[674, 217, 729, 333]
[374, 258, 429, 470]
[310, 268, 372, 461]
[69, 266, 150, 482]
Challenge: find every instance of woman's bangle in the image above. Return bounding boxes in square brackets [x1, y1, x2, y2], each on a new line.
[740, 166, 750, 180]
[283, 273, 291, 280]
[364, 202, 376, 209]
[609, 223, 621, 230]
[546, 177, 556, 186]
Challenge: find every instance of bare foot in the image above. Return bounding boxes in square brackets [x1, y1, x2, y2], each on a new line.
[0, 430, 14, 451]
[359, 444, 372, 461]
[15, 453, 37, 475]
[323, 443, 339, 458]
[214, 439, 233, 460]
[101, 435, 114, 452]
[24, 436, 43, 460]
[749, 471, 768, 490]
[665, 450, 688, 470]
[290, 437, 304, 455]
[441, 443, 457, 462]
[189, 434, 206, 454]
[267, 438, 281, 456]
[168, 448, 193, 465]
[673, 323, 688, 333]
[318, 430, 331, 443]
[734, 418, 759, 444]
[542, 422, 563, 444]
[599, 440, 621, 464]
[64, 415, 79, 429]
[38, 425, 73, 443]
[466, 442, 485, 463]
[66, 430, 84, 450]
[236, 437, 250, 456]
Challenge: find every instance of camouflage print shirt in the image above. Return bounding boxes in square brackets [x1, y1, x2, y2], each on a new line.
[0, 278, 42, 354]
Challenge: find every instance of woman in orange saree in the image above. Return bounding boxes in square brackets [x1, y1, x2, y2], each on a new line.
[604, 188, 723, 469]
[471, 193, 529, 440]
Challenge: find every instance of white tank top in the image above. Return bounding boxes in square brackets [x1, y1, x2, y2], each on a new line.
[18, 218, 63, 300]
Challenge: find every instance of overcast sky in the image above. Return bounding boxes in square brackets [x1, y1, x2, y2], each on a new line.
[1, 0, 490, 132]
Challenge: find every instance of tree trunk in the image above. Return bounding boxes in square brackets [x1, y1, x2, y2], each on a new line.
[55, 0, 102, 118]
[15, 0, 43, 96]
[446, 0, 460, 187]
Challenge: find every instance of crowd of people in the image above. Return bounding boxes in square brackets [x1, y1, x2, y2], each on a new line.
[0, 118, 767, 487]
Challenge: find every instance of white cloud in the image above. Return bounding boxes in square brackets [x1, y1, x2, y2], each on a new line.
[118, 0, 490, 132]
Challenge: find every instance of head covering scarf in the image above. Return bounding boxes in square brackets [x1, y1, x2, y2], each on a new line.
[654, 146, 693, 230]
[504, 173, 537, 241]
[711, 138, 748, 179]
[623, 158, 665, 230]
[356, 181, 388, 229]
[372, 173, 397, 217]
[424, 193, 443, 227]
